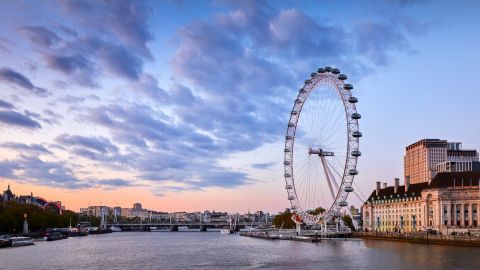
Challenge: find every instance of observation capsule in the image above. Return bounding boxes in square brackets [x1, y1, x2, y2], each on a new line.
[304, 79, 311, 84]
[284, 161, 291, 165]
[352, 131, 362, 138]
[344, 186, 354, 192]
[351, 113, 361, 119]
[338, 201, 348, 207]
[284, 173, 291, 178]
[286, 135, 293, 140]
[284, 148, 291, 153]
[288, 195, 295, 201]
[325, 66, 332, 72]
[295, 99, 303, 104]
[299, 89, 307, 94]
[332, 68, 340, 74]
[348, 96, 358, 103]
[285, 184, 293, 190]
[291, 111, 298, 115]
[351, 150, 362, 157]
[310, 72, 317, 78]
[338, 74, 347, 80]
[288, 122, 295, 127]
[344, 84, 353, 90]
[317, 68, 326, 73]
[348, 169, 358, 175]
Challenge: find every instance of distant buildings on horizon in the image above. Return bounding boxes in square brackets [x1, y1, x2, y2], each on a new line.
[79, 203, 272, 223]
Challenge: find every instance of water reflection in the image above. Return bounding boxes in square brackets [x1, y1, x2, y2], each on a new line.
[0, 233, 479, 270]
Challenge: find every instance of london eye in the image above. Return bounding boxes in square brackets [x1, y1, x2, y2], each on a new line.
[284, 66, 361, 226]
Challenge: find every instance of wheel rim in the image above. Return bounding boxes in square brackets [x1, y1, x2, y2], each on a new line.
[284, 68, 360, 225]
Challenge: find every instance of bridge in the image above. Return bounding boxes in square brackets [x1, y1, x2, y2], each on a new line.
[105, 221, 271, 232]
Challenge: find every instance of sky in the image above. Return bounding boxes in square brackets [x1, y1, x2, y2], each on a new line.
[0, 0, 479, 213]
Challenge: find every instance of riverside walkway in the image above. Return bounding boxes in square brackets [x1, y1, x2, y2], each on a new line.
[352, 231, 480, 247]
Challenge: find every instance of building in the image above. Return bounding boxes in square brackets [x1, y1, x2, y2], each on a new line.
[151, 211, 170, 222]
[80, 206, 110, 217]
[404, 139, 479, 184]
[404, 139, 448, 184]
[362, 172, 480, 234]
[437, 145, 480, 173]
[1, 185, 62, 213]
[1, 184, 15, 202]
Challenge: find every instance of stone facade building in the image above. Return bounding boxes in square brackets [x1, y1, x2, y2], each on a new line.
[362, 171, 480, 234]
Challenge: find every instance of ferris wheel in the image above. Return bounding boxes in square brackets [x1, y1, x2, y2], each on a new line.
[284, 66, 361, 226]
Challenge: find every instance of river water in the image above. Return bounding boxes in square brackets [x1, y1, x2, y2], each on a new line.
[0, 232, 479, 270]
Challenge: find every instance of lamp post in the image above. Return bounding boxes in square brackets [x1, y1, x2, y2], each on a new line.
[23, 213, 29, 235]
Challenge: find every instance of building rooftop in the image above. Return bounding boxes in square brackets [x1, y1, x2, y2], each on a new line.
[366, 171, 480, 202]
[406, 139, 448, 150]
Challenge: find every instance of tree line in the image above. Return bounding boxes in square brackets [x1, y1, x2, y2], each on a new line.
[0, 201, 99, 233]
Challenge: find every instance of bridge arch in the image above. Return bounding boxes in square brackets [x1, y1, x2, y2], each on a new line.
[44, 201, 62, 214]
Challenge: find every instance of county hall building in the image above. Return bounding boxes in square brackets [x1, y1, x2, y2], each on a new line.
[362, 139, 480, 234]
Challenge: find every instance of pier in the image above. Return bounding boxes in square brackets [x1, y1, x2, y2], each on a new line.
[239, 229, 351, 243]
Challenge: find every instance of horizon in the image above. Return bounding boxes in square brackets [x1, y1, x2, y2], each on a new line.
[1, 0, 480, 214]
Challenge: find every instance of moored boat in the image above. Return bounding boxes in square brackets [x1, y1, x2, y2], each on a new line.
[10, 236, 34, 246]
[220, 228, 233, 234]
[0, 236, 12, 248]
[44, 231, 68, 241]
[110, 225, 122, 232]
[67, 230, 89, 237]
[178, 226, 189, 231]
[88, 227, 113, 234]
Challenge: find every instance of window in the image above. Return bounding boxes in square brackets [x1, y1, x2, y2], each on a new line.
[464, 205, 469, 227]
[456, 204, 461, 226]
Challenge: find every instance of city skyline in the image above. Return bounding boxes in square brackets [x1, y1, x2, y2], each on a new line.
[1, 1, 480, 213]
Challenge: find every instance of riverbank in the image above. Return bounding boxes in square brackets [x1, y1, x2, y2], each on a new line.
[352, 231, 480, 247]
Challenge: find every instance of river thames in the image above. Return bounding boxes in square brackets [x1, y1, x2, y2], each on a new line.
[1, 232, 479, 270]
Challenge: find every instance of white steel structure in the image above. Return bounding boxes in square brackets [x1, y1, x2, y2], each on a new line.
[284, 66, 361, 226]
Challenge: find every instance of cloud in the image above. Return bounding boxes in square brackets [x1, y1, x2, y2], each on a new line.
[20, 25, 60, 47]
[0, 98, 14, 109]
[0, 98, 47, 129]
[251, 162, 276, 170]
[0, 37, 12, 54]
[134, 74, 169, 102]
[0, 110, 42, 129]
[0, 142, 52, 155]
[97, 178, 132, 188]
[0, 67, 48, 96]
[92, 39, 143, 80]
[59, 0, 153, 59]
[79, 101, 251, 190]
[42, 109, 63, 125]
[0, 155, 91, 189]
[15, 0, 155, 87]
[55, 133, 119, 154]
[44, 54, 93, 76]
[353, 20, 409, 66]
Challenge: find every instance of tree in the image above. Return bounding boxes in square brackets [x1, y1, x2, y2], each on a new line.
[342, 215, 355, 230]
[272, 209, 295, 229]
